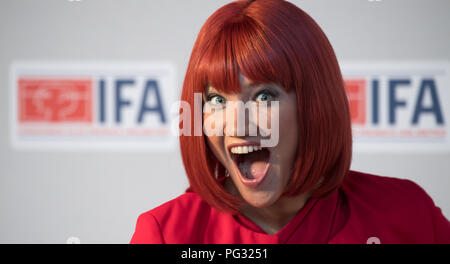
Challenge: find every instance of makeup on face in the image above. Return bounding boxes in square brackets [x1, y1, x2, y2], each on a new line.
[203, 75, 299, 208]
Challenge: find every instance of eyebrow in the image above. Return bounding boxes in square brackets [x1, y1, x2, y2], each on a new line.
[246, 81, 262, 87]
[205, 86, 217, 96]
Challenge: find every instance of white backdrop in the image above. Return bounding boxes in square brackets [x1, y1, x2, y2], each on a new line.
[0, 0, 449, 243]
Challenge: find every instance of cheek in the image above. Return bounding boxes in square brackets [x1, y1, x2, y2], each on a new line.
[282, 93, 298, 128]
[205, 135, 221, 158]
[276, 97, 299, 159]
[279, 103, 298, 134]
[266, 96, 298, 138]
[203, 113, 227, 164]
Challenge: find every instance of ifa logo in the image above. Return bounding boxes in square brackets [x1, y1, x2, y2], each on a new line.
[340, 62, 450, 151]
[11, 62, 176, 151]
[344, 77, 445, 127]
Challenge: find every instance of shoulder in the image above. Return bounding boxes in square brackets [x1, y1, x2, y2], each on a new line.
[131, 192, 214, 244]
[342, 170, 433, 215]
[343, 170, 429, 201]
[147, 192, 212, 224]
[339, 170, 450, 243]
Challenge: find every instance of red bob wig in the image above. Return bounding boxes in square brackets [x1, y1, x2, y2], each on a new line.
[179, 0, 352, 214]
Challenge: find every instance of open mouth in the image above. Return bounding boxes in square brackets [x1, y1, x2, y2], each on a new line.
[229, 143, 271, 187]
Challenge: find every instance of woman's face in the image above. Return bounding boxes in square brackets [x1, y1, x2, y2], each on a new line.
[203, 74, 299, 208]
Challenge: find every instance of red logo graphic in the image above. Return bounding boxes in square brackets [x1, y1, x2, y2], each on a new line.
[18, 79, 93, 123]
[344, 79, 366, 124]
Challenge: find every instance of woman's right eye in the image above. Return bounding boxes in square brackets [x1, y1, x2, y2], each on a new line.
[207, 94, 226, 105]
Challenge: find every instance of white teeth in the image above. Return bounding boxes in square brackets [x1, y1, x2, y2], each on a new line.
[230, 145, 263, 154]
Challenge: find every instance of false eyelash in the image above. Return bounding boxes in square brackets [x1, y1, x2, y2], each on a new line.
[206, 93, 220, 101]
[254, 89, 278, 100]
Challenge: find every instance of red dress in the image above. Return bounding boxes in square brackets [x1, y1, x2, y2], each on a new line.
[130, 170, 450, 244]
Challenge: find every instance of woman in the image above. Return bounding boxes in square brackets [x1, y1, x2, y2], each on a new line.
[131, 0, 450, 243]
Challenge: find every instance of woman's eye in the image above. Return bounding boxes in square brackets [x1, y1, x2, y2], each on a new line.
[255, 91, 275, 102]
[207, 94, 226, 105]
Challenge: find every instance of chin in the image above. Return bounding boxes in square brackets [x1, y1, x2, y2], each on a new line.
[240, 189, 282, 208]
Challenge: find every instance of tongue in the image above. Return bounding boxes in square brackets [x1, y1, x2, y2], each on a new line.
[238, 149, 270, 180]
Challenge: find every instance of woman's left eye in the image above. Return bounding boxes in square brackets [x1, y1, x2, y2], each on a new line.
[255, 91, 275, 102]
[207, 94, 226, 105]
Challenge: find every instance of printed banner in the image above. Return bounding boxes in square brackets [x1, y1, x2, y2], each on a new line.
[341, 62, 450, 152]
[10, 61, 449, 152]
[10, 62, 177, 151]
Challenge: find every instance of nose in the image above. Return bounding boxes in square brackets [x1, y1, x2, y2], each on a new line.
[223, 101, 258, 137]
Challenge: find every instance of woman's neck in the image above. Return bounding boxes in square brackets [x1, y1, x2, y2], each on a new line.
[240, 192, 311, 235]
[223, 177, 311, 235]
